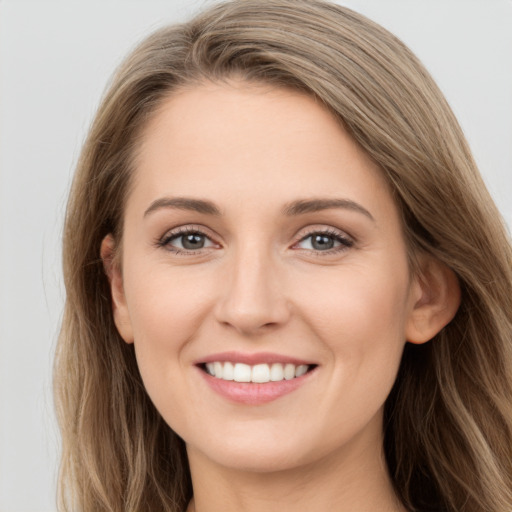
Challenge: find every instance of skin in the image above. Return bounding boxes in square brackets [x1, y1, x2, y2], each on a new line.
[102, 81, 460, 512]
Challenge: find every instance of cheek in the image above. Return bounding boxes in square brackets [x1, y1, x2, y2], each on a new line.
[121, 263, 217, 411]
[292, 262, 410, 406]
[296, 261, 411, 344]
[290, 267, 409, 441]
[124, 261, 214, 342]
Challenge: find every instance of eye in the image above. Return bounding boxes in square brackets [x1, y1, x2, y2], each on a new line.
[158, 227, 217, 253]
[295, 229, 353, 253]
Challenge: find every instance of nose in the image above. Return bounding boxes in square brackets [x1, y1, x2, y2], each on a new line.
[214, 245, 291, 336]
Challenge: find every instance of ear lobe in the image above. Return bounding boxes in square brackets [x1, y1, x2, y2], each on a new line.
[405, 256, 461, 344]
[100, 234, 134, 344]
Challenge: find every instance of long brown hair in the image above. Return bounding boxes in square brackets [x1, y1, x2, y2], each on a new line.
[54, 1, 512, 510]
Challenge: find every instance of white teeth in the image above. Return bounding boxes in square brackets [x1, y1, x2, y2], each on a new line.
[295, 364, 308, 377]
[233, 363, 251, 382]
[251, 363, 270, 383]
[214, 361, 223, 379]
[205, 362, 311, 383]
[223, 361, 234, 381]
[270, 363, 284, 381]
[284, 363, 295, 380]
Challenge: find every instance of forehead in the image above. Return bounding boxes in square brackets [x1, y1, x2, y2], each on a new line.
[130, 81, 394, 219]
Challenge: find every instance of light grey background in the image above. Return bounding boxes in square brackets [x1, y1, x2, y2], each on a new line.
[1, 1, 511, 511]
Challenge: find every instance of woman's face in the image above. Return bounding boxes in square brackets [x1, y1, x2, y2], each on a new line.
[109, 81, 424, 472]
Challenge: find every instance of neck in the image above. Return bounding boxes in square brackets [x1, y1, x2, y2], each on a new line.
[185, 429, 406, 512]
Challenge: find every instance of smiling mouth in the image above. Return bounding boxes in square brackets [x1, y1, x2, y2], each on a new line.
[199, 362, 317, 383]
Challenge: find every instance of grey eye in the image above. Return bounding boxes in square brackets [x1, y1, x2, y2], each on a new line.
[168, 232, 215, 251]
[298, 234, 339, 251]
[311, 234, 335, 250]
[181, 233, 206, 250]
[296, 231, 353, 252]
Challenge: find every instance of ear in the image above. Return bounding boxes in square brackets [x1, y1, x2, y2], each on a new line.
[405, 255, 461, 344]
[100, 234, 134, 344]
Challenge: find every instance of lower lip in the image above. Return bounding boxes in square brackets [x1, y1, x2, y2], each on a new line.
[198, 367, 316, 405]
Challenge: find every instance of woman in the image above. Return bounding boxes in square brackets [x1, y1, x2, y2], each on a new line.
[53, 1, 512, 511]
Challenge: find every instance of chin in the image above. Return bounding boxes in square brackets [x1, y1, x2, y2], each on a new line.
[199, 444, 313, 474]
[184, 422, 331, 474]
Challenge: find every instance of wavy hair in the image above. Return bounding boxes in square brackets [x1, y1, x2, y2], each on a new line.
[54, 1, 512, 510]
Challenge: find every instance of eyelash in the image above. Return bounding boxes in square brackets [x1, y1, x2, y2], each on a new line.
[156, 226, 354, 256]
[295, 227, 354, 255]
[156, 226, 216, 255]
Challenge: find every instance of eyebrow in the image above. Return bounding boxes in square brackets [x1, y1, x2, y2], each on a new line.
[143, 196, 374, 221]
[144, 197, 221, 217]
[282, 198, 375, 221]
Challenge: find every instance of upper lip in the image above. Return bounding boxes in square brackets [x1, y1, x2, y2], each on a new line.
[196, 351, 316, 366]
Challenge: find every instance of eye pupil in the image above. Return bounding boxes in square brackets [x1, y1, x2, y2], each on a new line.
[312, 234, 334, 250]
[182, 233, 205, 250]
